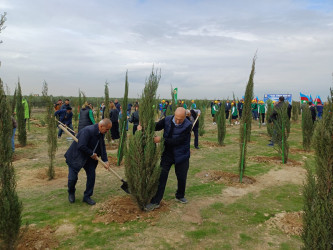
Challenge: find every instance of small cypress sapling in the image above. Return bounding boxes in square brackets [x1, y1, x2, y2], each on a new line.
[241, 55, 256, 143]
[117, 71, 129, 165]
[272, 102, 290, 163]
[43, 82, 57, 180]
[291, 100, 299, 122]
[166, 85, 176, 116]
[125, 69, 163, 210]
[78, 89, 83, 108]
[238, 54, 256, 179]
[302, 88, 333, 249]
[0, 79, 23, 249]
[302, 104, 314, 151]
[72, 99, 78, 128]
[198, 105, 206, 136]
[104, 82, 111, 144]
[11, 88, 16, 114]
[266, 99, 273, 137]
[16, 80, 27, 146]
[217, 101, 226, 145]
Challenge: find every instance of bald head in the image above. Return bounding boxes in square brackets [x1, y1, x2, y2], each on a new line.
[174, 107, 186, 125]
[98, 118, 112, 134]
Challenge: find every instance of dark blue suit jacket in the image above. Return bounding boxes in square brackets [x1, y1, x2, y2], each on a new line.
[64, 124, 107, 170]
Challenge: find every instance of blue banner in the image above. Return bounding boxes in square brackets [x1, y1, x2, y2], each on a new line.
[263, 94, 292, 103]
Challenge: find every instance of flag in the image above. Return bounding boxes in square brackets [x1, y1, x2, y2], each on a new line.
[173, 88, 178, 104]
[314, 95, 323, 105]
[300, 92, 309, 102]
[309, 94, 313, 103]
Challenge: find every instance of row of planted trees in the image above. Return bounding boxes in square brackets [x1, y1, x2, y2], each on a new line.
[0, 12, 23, 248]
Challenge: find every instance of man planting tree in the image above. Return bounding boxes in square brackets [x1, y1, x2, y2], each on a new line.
[144, 107, 192, 211]
[64, 119, 111, 205]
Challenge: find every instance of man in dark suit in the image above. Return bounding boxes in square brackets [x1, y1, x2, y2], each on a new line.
[145, 107, 192, 211]
[64, 119, 112, 205]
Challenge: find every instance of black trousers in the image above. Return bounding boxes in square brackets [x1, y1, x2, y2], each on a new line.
[260, 113, 265, 123]
[193, 127, 199, 147]
[67, 158, 98, 199]
[133, 124, 138, 135]
[110, 121, 120, 139]
[225, 111, 229, 119]
[151, 156, 190, 205]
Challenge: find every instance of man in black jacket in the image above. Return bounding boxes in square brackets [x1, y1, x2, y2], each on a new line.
[145, 107, 192, 211]
[64, 119, 111, 205]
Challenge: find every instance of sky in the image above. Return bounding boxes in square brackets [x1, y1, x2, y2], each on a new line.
[0, 0, 333, 101]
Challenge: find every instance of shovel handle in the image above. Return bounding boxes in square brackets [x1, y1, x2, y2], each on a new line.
[58, 124, 124, 181]
[56, 119, 75, 134]
[191, 115, 199, 131]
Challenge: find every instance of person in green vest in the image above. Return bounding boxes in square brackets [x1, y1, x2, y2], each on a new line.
[22, 98, 30, 123]
[211, 100, 219, 124]
[251, 99, 258, 120]
[191, 100, 196, 109]
[231, 101, 239, 125]
[182, 101, 187, 109]
[258, 100, 266, 124]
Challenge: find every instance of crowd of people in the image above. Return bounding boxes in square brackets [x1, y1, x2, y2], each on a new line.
[50, 96, 326, 207]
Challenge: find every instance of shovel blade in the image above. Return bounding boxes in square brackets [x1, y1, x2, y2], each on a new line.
[121, 180, 130, 194]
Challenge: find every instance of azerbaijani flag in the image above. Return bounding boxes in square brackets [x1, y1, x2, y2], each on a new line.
[314, 95, 323, 105]
[300, 92, 309, 102]
[309, 94, 313, 103]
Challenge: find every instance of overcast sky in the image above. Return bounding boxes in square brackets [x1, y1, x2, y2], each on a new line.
[0, 0, 332, 100]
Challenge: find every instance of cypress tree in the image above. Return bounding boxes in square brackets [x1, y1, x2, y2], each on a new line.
[72, 99, 78, 129]
[125, 69, 163, 210]
[16, 79, 27, 146]
[292, 100, 299, 122]
[241, 55, 256, 143]
[302, 104, 314, 151]
[266, 99, 273, 137]
[78, 89, 83, 108]
[43, 82, 57, 180]
[11, 88, 16, 114]
[0, 79, 23, 249]
[217, 101, 226, 145]
[238, 55, 256, 179]
[272, 102, 290, 163]
[166, 85, 176, 116]
[117, 71, 129, 165]
[302, 88, 333, 249]
[198, 106, 206, 136]
[104, 82, 111, 144]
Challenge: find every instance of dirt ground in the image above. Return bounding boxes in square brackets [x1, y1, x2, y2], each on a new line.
[249, 155, 303, 166]
[93, 196, 170, 224]
[196, 170, 256, 186]
[265, 211, 304, 236]
[17, 225, 59, 250]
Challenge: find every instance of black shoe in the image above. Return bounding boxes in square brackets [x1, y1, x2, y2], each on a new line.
[68, 193, 75, 203]
[195, 146, 200, 149]
[83, 197, 96, 205]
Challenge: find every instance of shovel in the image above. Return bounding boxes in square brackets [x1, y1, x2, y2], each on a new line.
[57, 119, 75, 134]
[58, 124, 130, 194]
[191, 115, 199, 131]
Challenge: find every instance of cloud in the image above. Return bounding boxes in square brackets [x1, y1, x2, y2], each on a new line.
[0, 0, 332, 101]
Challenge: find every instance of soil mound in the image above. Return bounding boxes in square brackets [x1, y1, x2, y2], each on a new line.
[196, 170, 256, 186]
[249, 156, 302, 166]
[266, 211, 303, 236]
[35, 167, 67, 180]
[17, 225, 58, 250]
[106, 144, 118, 150]
[93, 196, 170, 224]
[201, 141, 223, 148]
[108, 155, 122, 166]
